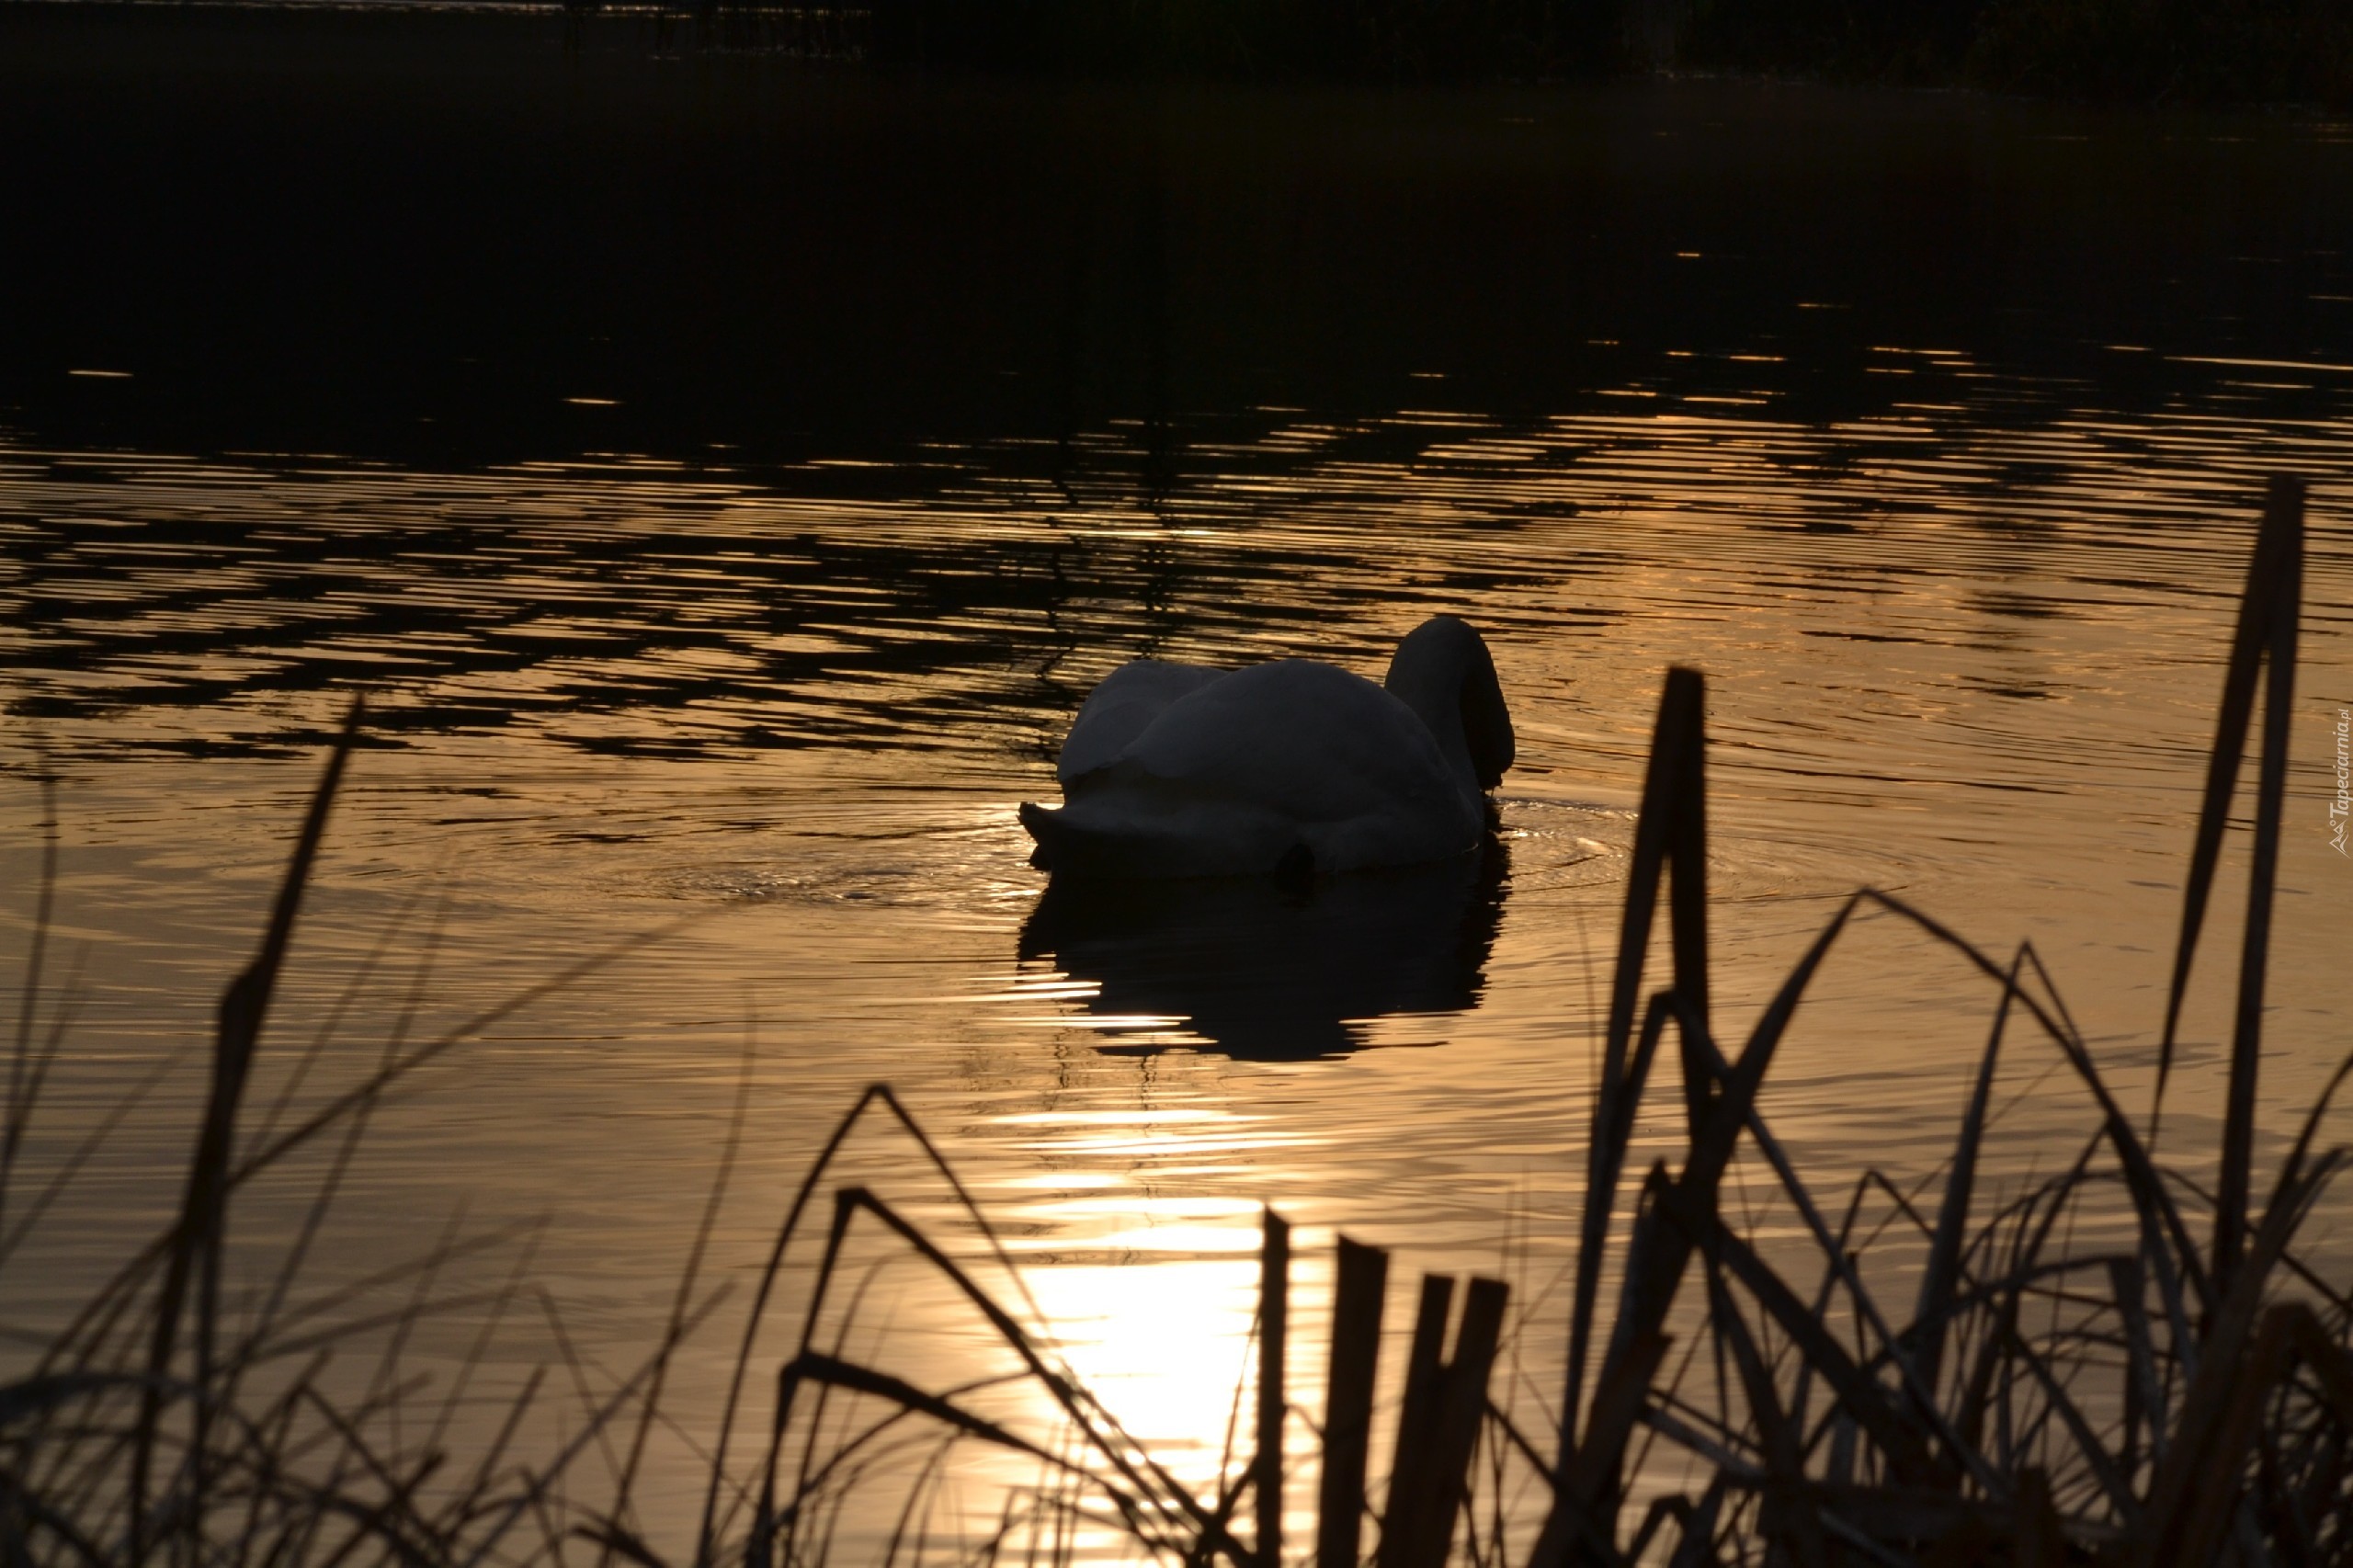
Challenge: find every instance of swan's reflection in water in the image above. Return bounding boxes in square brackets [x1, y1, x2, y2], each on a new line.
[1017, 841, 1510, 1059]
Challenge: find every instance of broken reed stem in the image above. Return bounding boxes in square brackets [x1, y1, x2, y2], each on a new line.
[1317, 1237, 1388, 1568]
[1381, 1271, 1454, 1568]
[1257, 1207, 1290, 1568]
[1376, 1275, 1508, 1568]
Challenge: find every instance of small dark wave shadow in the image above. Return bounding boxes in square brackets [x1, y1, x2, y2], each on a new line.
[1017, 839, 1510, 1061]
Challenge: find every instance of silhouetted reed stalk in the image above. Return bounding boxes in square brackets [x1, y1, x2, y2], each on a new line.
[4, 478, 2347, 1567]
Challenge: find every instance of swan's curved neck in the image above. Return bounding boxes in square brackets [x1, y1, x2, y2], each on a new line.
[1383, 617, 1515, 795]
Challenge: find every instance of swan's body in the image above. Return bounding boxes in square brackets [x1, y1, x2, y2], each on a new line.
[1019, 616, 1514, 879]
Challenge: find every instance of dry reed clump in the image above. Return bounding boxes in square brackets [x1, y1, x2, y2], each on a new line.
[4, 477, 2348, 1568]
[0, 711, 729, 1568]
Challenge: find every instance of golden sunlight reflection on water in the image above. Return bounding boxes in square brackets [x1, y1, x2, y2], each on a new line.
[4, 395, 2353, 1552]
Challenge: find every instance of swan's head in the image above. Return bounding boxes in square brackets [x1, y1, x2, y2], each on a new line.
[1383, 616, 1515, 792]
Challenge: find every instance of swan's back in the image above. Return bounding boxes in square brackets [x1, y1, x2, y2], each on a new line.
[1115, 662, 1460, 825]
[1057, 660, 1223, 784]
[1026, 657, 1483, 878]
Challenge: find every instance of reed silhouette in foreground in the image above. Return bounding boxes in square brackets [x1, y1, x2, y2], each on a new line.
[6, 480, 2348, 1566]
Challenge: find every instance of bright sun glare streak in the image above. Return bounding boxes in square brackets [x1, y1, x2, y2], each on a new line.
[978, 1106, 1306, 1504]
[1028, 1256, 1262, 1465]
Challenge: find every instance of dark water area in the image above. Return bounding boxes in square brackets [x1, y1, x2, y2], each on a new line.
[5, 3, 2352, 472]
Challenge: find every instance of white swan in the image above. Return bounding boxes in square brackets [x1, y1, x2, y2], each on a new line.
[1019, 616, 1514, 878]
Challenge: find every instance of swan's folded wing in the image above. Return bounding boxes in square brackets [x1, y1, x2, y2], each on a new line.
[1121, 662, 1474, 832]
[1058, 660, 1225, 784]
[1035, 659, 1482, 876]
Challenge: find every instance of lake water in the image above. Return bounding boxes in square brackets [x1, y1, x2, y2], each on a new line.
[5, 10, 2353, 1555]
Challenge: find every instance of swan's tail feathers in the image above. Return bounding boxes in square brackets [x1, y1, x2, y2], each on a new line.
[1018, 801, 1065, 871]
[1020, 800, 1159, 876]
[1018, 797, 1294, 879]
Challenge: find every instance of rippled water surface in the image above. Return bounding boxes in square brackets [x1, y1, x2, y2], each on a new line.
[6, 21, 2353, 1551]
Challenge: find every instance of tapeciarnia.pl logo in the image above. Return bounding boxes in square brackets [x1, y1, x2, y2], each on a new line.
[2333, 706, 2351, 857]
